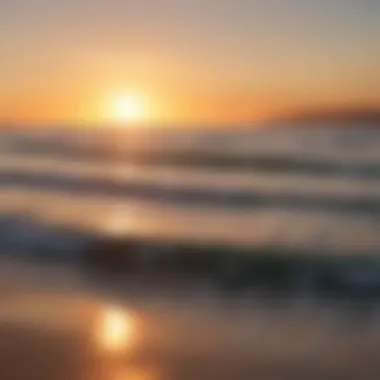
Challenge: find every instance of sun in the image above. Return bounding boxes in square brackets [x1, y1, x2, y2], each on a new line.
[110, 94, 149, 124]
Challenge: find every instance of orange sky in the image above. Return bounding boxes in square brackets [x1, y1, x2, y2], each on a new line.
[1, 0, 379, 126]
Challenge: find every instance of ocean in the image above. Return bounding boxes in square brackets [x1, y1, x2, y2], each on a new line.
[1, 124, 380, 379]
[1, 125, 380, 256]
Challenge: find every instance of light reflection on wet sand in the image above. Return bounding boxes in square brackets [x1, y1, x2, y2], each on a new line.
[1, 260, 380, 379]
[94, 305, 138, 353]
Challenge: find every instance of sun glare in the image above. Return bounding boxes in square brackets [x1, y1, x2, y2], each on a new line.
[109, 94, 149, 124]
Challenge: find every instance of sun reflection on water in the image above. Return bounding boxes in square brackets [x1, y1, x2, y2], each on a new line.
[104, 207, 134, 237]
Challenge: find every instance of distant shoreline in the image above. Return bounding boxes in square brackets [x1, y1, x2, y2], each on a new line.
[1, 108, 380, 131]
[266, 108, 380, 128]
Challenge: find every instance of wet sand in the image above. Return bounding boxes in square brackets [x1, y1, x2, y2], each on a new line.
[1, 316, 380, 380]
[1, 259, 380, 379]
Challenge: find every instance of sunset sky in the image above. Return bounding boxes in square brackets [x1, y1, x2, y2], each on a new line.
[0, 0, 379, 126]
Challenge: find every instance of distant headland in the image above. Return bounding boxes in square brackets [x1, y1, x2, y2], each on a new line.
[269, 107, 380, 127]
